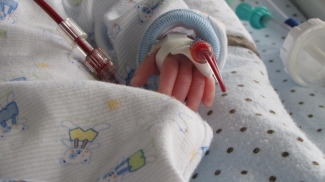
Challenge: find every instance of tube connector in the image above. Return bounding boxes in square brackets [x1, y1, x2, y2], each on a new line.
[84, 48, 118, 83]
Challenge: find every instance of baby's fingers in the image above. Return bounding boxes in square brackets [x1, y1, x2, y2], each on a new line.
[130, 52, 159, 87]
[202, 76, 215, 107]
[186, 68, 205, 112]
[171, 57, 193, 102]
[158, 55, 179, 95]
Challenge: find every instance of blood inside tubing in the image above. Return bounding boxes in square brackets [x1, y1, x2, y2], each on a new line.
[203, 52, 226, 92]
[34, 0, 63, 24]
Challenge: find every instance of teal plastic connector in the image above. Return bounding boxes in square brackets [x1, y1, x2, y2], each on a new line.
[235, 3, 271, 29]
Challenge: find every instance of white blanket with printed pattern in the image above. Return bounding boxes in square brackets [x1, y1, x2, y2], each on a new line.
[0, 0, 324, 182]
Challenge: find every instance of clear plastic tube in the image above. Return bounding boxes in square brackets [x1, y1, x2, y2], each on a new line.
[261, 16, 291, 34]
[34, 0, 119, 83]
[264, 0, 289, 21]
[228, 0, 299, 29]
[261, 0, 299, 27]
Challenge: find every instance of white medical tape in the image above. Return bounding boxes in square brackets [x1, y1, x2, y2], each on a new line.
[149, 33, 213, 78]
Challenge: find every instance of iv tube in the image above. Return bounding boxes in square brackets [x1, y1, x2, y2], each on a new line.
[34, 0, 119, 83]
[261, 15, 291, 33]
[262, 0, 299, 28]
[235, 2, 294, 33]
[265, 0, 289, 21]
[228, 1, 299, 30]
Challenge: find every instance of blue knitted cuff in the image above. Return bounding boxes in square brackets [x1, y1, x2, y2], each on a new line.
[137, 9, 221, 65]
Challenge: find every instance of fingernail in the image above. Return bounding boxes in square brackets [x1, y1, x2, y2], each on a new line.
[203, 98, 213, 107]
[206, 100, 213, 107]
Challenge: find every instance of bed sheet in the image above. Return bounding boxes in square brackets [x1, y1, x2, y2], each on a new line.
[243, 0, 325, 153]
[189, 0, 325, 181]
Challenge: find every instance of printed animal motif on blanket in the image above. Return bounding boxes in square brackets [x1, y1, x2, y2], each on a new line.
[60, 121, 110, 165]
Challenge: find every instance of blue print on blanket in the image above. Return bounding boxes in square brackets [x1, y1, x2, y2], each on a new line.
[9, 75, 38, 82]
[1, 180, 26, 182]
[67, 53, 92, 74]
[10, 77, 26, 81]
[87, 32, 97, 47]
[0, 0, 18, 23]
[97, 144, 156, 182]
[173, 112, 190, 133]
[43, 29, 64, 42]
[123, 64, 134, 85]
[60, 121, 110, 165]
[121, 64, 151, 88]
[107, 23, 122, 45]
[135, 0, 161, 24]
[0, 93, 28, 138]
[159, 94, 172, 102]
[201, 146, 208, 156]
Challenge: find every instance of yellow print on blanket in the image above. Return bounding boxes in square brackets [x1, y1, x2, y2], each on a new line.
[97, 143, 156, 182]
[190, 146, 209, 161]
[60, 120, 110, 165]
[37, 62, 50, 68]
[0, 29, 7, 38]
[0, 92, 28, 139]
[0, 0, 18, 24]
[107, 97, 123, 111]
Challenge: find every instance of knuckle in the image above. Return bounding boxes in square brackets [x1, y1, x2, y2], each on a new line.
[177, 74, 192, 86]
[192, 77, 205, 88]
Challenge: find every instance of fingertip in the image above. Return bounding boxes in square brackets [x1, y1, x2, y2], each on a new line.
[130, 76, 138, 87]
[202, 93, 214, 107]
[202, 76, 215, 107]
[130, 68, 141, 86]
[202, 98, 213, 107]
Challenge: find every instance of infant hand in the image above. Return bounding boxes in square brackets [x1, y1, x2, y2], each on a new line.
[130, 51, 215, 112]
